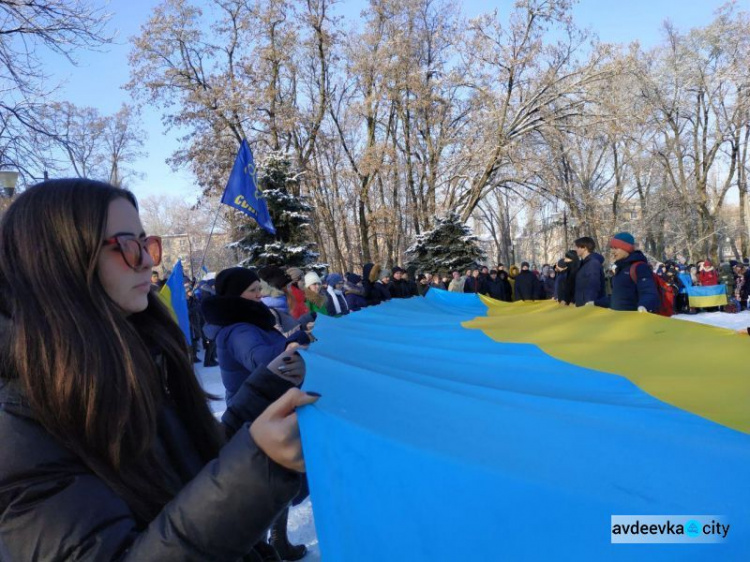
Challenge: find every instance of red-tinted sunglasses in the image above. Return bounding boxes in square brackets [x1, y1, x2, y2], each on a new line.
[102, 235, 162, 270]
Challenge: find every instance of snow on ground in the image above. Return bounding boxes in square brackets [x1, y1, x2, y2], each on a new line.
[194, 354, 322, 562]
[672, 309, 750, 332]
[192, 309, 747, 561]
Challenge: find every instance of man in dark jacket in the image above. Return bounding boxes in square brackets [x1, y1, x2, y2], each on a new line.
[514, 262, 539, 301]
[463, 268, 480, 294]
[373, 267, 393, 303]
[599, 232, 659, 312]
[484, 269, 507, 300]
[388, 267, 410, 298]
[573, 236, 606, 306]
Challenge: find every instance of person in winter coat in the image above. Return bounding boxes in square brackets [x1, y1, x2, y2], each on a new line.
[485, 269, 507, 300]
[559, 250, 580, 305]
[371, 267, 393, 303]
[405, 265, 420, 297]
[463, 269, 481, 294]
[344, 272, 368, 311]
[324, 273, 350, 316]
[719, 263, 735, 300]
[554, 259, 567, 301]
[0, 179, 318, 562]
[698, 260, 719, 286]
[303, 271, 330, 316]
[508, 265, 520, 299]
[497, 270, 513, 302]
[362, 262, 379, 305]
[573, 237, 606, 306]
[285, 267, 310, 319]
[364, 263, 387, 306]
[202, 267, 311, 404]
[431, 274, 447, 290]
[513, 262, 539, 301]
[448, 270, 464, 292]
[388, 267, 411, 298]
[543, 269, 556, 299]
[598, 232, 659, 312]
[258, 266, 315, 339]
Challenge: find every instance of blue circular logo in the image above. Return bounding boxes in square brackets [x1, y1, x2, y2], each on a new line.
[685, 520, 701, 537]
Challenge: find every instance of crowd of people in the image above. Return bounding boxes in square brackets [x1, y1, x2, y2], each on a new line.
[5, 178, 744, 562]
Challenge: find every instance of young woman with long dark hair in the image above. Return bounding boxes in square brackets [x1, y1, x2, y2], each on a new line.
[0, 179, 316, 560]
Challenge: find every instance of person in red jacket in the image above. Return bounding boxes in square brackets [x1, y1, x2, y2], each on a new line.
[286, 267, 310, 319]
[698, 260, 719, 286]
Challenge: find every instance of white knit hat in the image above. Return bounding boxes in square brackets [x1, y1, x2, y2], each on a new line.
[304, 271, 322, 287]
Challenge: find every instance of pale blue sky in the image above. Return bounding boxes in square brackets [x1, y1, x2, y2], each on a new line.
[42, 0, 729, 203]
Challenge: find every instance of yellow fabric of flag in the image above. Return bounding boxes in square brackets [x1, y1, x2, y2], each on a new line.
[467, 296, 750, 434]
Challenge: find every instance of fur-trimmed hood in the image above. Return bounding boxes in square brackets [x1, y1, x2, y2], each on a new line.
[304, 287, 327, 308]
[367, 263, 381, 284]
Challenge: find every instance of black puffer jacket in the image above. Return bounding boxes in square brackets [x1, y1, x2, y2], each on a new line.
[0, 363, 300, 560]
[513, 270, 539, 301]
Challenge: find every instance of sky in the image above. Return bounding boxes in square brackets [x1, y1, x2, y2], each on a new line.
[40, 0, 730, 204]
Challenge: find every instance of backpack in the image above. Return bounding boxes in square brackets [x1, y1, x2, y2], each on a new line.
[629, 261, 675, 317]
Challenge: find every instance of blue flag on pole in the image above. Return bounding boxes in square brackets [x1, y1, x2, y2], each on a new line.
[221, 139, 276, 235]
[158, 260, 192, 343]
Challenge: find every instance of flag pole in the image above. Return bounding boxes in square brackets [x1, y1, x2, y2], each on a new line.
[199, 205, 222, 273]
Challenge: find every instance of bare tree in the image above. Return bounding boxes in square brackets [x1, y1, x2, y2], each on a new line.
[0, 0, 112, 180]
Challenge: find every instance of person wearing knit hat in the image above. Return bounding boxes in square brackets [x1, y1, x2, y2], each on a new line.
[371, 266, 392, 303]
[215, 267, 260, 298]
[286, 267, 303, 283]
[608, 232, 635, 254]
[201, 264, 311, 400]
[304, 271, 322, 288]
[344, 272, 368, 311]
[303, 271, 329, 316]
[600, 231, 659, 313]
[323, 273, 349, 316]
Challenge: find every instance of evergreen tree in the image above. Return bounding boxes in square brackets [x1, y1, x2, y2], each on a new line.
[232, 152, 319, 267]
[405, 212, 486, 273]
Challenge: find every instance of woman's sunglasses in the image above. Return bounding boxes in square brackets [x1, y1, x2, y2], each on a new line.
[102, 235, 162, 270]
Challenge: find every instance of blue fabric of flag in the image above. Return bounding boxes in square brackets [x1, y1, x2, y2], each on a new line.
[297, 290, 749, 561]
[221, 139, 276, 234]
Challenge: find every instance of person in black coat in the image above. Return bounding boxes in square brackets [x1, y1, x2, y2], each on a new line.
[598, 232, 659, 312]
[497, 270, 513, 302]
[560, 250, 580, 305]
[463, 268, 481, 294]
[573, 237, 606, 306]
[388, 267, 410, 298]
[513, 262, 539, 301]
[0, 179, 317, 561]
[484, 269, 507, 300]
[373, 266, 393, 303]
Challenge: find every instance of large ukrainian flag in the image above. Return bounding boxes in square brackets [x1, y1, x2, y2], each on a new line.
[298, 291, 749, 561]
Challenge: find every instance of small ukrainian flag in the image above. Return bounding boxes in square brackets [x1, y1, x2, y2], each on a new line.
[158, 259, 192, 343]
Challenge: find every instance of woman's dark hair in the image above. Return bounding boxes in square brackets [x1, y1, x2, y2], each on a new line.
[0, 179, 222, 523]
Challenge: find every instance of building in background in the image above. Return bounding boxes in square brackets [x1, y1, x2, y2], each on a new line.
[159, 232, 235, 279]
